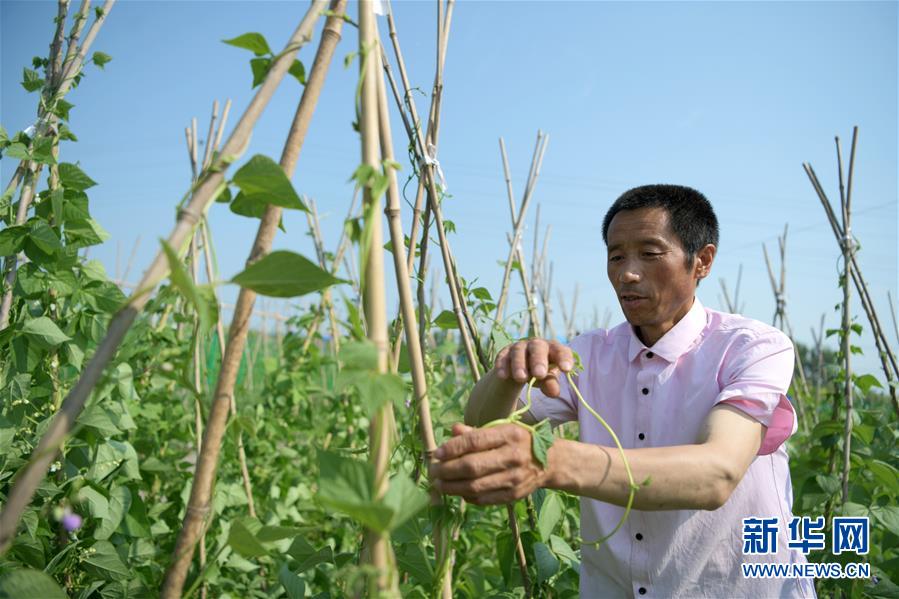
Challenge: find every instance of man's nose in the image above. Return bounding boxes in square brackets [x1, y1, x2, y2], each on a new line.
[618, 264, 641, 284]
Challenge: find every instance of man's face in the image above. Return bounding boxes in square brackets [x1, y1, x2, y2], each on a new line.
[606, 207, 712, 346]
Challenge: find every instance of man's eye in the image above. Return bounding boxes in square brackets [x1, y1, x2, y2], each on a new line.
[643, 252, 662, 258]
[608, 255, 622, 262]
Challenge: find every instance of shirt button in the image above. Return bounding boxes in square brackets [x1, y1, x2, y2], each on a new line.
[638, 433, 645, 440]
[645, 351, 654, 359]
[638, 588, 647, 595]
[636, 532, 643, 540]
[641, 388, 649, 395]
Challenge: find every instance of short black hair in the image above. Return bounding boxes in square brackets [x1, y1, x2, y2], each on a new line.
[601, 184, 719, 263]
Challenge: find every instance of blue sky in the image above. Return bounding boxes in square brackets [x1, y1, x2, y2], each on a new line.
[2, 1, 897, 378]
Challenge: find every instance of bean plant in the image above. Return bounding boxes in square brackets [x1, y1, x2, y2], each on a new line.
[0, 3, 897, 599]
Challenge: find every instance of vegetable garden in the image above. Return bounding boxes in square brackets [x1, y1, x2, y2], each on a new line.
[0, 1, 897, 598]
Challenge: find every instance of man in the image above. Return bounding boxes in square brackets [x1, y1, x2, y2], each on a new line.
[430, 185, 815, 597]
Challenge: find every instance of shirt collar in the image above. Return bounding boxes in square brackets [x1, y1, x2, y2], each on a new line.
[626, 297, 708, 363]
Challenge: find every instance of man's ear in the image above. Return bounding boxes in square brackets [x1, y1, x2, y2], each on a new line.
[694, 244, 717, 281]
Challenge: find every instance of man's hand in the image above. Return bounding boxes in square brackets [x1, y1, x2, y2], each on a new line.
[429, 423, 549, 505]
[494, 339, 574, 398]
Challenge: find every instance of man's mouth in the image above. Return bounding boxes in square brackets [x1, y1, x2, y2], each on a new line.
[619, 293, 647, 306]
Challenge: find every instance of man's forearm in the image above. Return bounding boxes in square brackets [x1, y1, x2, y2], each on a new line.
[544, 439, 738, 511]
[463, 369, 526, 426]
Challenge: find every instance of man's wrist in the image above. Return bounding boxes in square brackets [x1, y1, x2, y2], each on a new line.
[541, 438, 579, 493]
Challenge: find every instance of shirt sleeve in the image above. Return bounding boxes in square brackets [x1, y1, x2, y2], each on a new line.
[514, 335, 593, 428]
[714, 329, 797, 455]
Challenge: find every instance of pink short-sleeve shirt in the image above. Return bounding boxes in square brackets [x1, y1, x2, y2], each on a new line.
[519, 298, 816, 598]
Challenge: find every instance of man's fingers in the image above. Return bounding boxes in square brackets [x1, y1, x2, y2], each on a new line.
[430, 447, 510, 481]
[509, 342, 529, 383]
[539, 372, 562, 398]
[451, 423, 474, 437]
[434, 425, 513, 460]
[494, 346, 510, 379]
[548, 341, 574, 372]
[527, 339, 549, 379]
[435, 469, 518, 497]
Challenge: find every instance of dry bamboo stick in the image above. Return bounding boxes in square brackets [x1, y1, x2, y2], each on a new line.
[494, 133, 548, 324]
[835, 134, 853, 505]
[187, 234, 208, 599]
[358, 3, 399, 595]
[160, 3, 333, 594]
[384, 15, 479, 381]
[888, 292, 899, 346]
[301, 193, 356, 352]
[498, 136, 543, 337]
[803, 161, 899, 417]
[47, 1, 70, 90]
[377, 52, 452, 598]
[199, 218, 257, 519]
[201, 101, 219, 170]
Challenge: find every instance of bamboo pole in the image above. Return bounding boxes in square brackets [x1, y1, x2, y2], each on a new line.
[835, 134, 853, 505]
[189, 100, 258, 521]
[199, 218, 257, 519]
[761, 226, 810, 431]
[376, 49, 452, 598]
[803, 159, 899, 417]
[0, 0, 325, 560]
[160, 3, 334, 594]
[358, 3, 400, 595]
[494, 133, 548, 327]
[498, 136, 543, 337]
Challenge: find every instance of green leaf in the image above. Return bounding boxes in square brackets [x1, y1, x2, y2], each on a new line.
[872, 505, 899, 537]
[22, 316, 71, 348]
[91, 51, 112, 69]
[0, 225, 28, 255]
[21, 68, 44, 92]
[227, 520, 268, 558]
[30, 136, 56, 165]
[433, 310, 458, 329]
[381, 473, 429, 532]
[256, 526, 304, 543]
[232, 250, 344, 298]
[0, 569, 66, 599]
[537, 491, 563, 541]
[549, 535, 579, 566]
[4, 143, 30, 161]
[250, 57, 272, 87]
[52, 99, 74, 121]
[288, 59, 306, 85]
[316, 450, 393, 533]
[286, 537, 334, 572]
[161, 239, 215, 333]
[84, 540, 129, 580]
[338, 340, 379, 371]
[396, 543, 434, 586]
[533, 540, 560, 583]
[854, 373, 882, 394]
[531, 419, 555, 468]
[869, 459, 899, 493]
[232, 155, 307, 211]
[278, 564, 305, 599]
[94, 486, 131, 540]
[27, 221, 62, 254]
[64, 218, 110, 249]
[223, 32, 272, 56]
[78, 486, 110, 521]
[58, 162, 97, 190]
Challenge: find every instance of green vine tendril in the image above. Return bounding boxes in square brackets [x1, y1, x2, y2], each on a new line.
[481, 363, 645, 549]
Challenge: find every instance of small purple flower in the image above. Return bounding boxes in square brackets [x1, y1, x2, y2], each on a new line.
[61, 509, 82, 532]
